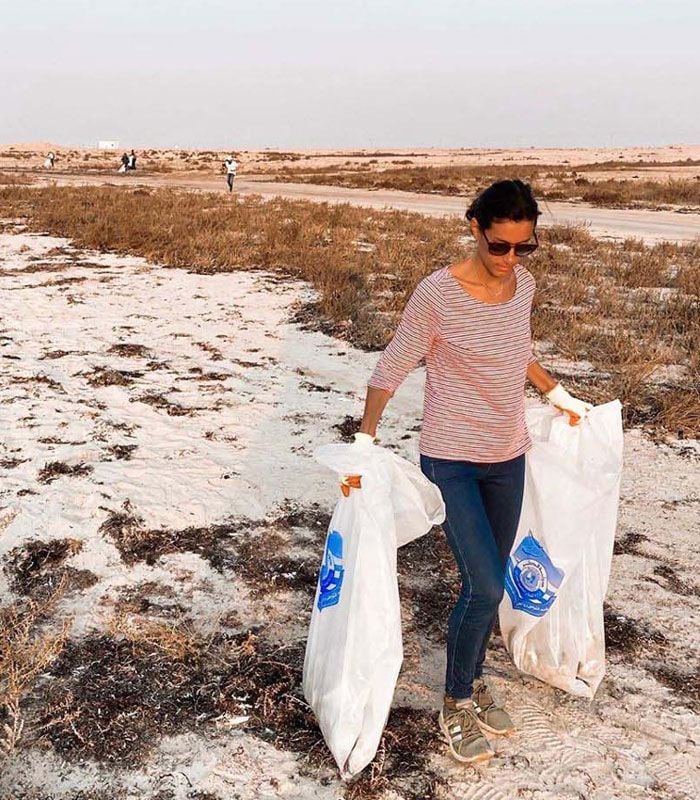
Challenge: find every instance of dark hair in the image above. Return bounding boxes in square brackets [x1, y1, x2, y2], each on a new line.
[465, 179, 539, 230]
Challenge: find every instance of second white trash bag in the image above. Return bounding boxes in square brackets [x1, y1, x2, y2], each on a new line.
[303, 442, 445, 777]
[498, 400, 624, 698]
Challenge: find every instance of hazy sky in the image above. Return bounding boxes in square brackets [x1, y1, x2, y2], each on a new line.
[4, 0, 699, 149]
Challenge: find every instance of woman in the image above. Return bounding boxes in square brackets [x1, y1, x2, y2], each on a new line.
[347, 179, 591, 764]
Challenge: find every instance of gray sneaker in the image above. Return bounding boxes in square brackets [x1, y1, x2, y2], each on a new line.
[439, 696, 494, 764]
[472, 679, 515, 736]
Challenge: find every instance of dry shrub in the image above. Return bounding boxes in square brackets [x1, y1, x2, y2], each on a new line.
[578, 178, 700, 207]
[0, 580, 71, 755]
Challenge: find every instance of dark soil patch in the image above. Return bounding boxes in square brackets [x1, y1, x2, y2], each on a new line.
[37, 460, 93, 484]
[398, 528, 457, 644]
[40, 349, 88, 359]
[299, 380, 333, 393]
[115, 582, 187, 619]
[83, 366, 144, 387]
[650, 563, 700, 597]
[0, 457, 27, 469]
[37, 625, 446, 798]
[39, 275, 87, 288]
[195, 342, 224, 361]
[232, 358, 261, 368]
[106, 443, 138, 460]
[613, 530, 649, 555]
[107, 343, 151, 358]
[38, 629, 323, 767]
[4, 538, 97, 598]
[345, 708, 447, 800]
[646, 664, 700, 710]
[333, 415, 363, 442]
[603, 604, 668, 653]
[38, 437, 87, 445]
[100, 501, 330, 595]
[132, 392, 196, 416]
[14, 374, 64, 391]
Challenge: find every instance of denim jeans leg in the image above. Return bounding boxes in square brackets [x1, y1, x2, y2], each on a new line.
[471, 454, 526, 680]
[421, 455, 507, 699]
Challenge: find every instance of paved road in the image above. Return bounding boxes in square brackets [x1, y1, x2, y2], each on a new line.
[32, 170, 700, 244]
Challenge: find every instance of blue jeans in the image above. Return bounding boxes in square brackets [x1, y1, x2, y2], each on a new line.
[420, 453, 526, 699]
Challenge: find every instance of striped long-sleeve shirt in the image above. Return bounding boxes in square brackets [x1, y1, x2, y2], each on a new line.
[368, 265, 537, 462]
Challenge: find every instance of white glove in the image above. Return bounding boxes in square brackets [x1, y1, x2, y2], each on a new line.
[340, 433, 375, 495]
[351, 432, 375, 448]
[546, 384, 593, 426]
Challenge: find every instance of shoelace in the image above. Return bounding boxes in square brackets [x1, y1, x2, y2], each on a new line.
[445, 707, 481, 745]
[472, 686, 495, 716]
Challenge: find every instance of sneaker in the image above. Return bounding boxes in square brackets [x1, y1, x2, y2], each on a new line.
[472, 679, 515, 736]
[438, 696, 494, 764]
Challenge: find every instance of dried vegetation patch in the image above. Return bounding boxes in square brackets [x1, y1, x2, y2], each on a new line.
[5, 538, 97, 598]
[266, 162, 700, 210]
[1, 186, 697, 438]
[29, 620, 445, 799]
[99, 501, 329, 595]
[37, 461, 93, 484]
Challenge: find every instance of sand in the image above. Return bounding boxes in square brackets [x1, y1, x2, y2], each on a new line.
[0, 227, 698, 799]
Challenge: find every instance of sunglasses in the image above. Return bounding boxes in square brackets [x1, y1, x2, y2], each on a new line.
[482, 228, 539, 257]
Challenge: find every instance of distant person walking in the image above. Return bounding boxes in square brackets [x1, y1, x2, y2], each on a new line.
[223, 156, 238, 191]
[119, 152, 129, 173]
[43, 151, 55, 169]
[127, 150, 137, 171]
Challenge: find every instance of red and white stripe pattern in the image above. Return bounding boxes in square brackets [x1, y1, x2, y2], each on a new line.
[369, 265, 537, 463]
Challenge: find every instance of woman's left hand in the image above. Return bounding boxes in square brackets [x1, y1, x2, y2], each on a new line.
[546, 384, 593, 425]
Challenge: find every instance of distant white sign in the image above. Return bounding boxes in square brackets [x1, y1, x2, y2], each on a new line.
[98, 140, 119, 150]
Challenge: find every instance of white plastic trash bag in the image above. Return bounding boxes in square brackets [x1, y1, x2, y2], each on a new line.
[303, 442, 445, 777]
[499, 400, 624, 698]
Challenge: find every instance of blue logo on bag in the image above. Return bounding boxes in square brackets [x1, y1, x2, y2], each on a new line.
[505, 532, 564, 617]
[317, 529, 345, 611]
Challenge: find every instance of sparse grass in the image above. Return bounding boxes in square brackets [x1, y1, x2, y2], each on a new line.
[0, 580, 71, 756]
[0, 172, 33, 186]
[0, 185, 697, 436]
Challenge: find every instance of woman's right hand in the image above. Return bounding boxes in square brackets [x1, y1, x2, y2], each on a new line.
[339, 432, 375, 495]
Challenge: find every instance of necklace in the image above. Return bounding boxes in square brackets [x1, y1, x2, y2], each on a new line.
[475, 269, 513, 299]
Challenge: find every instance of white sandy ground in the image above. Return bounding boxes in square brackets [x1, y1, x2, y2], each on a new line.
[0, 229, 698, 799]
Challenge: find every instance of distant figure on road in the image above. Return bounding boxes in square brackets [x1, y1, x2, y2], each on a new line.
[223, 156, 238, 191]
[119, 152, 129, 173]
[44, 151, 55, 169]
[127, 150, 137, 171]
